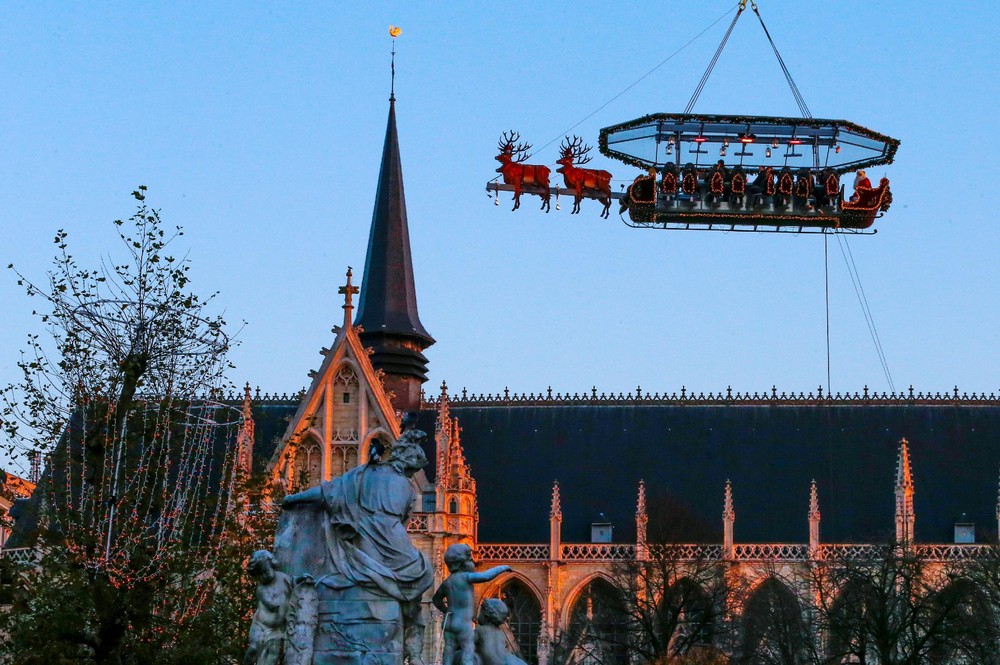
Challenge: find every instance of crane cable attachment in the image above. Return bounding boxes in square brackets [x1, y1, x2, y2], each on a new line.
[685, 1, 810, 119]
[686, 1, 893, 392]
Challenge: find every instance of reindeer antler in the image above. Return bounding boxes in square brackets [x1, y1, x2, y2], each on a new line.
[499, 130, 533, 162]
[559, 135, 593, 164]
[498, 130, 521, 153]
[512, 140, 532, 163]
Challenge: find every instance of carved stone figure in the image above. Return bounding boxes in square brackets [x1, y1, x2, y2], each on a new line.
[245, 550, 293, 665]
[432, 543, 511, 665]
[274, 423, 434, 665]
[475, 599, 528, 665]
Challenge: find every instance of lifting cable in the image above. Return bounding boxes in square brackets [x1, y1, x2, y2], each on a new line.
[522, 3, 740, 162]
[824, 234, 832, 394]
[833, 231, 896, 393]
[684, 1, 812, 119]
[749, 4, 812, 118]
[684, 6, 745, 114]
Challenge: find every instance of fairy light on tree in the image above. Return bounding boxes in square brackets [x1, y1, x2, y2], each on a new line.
[0, 187, 246, 662]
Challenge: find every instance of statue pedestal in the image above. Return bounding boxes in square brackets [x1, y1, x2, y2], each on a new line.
[314, 585, 404, 665]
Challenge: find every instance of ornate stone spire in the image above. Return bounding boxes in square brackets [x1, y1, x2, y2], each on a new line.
[435, 381, 450, 481]
[550, 480, 562, 562]
[808, 479, 821, 556]
[996, 466, 1000, 543]
[723, 480, 735, 558]
[237, 382, 255, 476]
[895, 438, 915, 544]
[635, 480, 648, 560]
[354, 97, 434, 413]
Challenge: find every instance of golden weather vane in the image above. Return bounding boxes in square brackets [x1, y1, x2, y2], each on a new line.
[389, 25, 402, 100]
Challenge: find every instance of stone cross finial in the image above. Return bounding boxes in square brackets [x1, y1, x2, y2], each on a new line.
[338, 267, 360, 329]
[242, 382, 253, 414]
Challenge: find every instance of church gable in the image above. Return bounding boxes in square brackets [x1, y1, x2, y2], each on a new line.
[268, 269, 400, 490]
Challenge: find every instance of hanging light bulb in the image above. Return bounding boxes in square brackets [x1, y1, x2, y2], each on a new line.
[719, 146, 727, 157]
[494, 196, 499, 206]
[723, 137, 730, 148]
[835, 144, 841, 154]
[668, 135, 675, 146]
[666, 144, 673, 156]
[555, 192, 561, 211]
[765, 147, 772, 158]
[772, 138, 779, 148]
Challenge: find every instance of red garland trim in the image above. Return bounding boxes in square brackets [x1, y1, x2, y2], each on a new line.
[661, 173, 677, 195]
[778, 173, 794, 196]
[731, 173, 746, 195]
[711, 171, 725, 195]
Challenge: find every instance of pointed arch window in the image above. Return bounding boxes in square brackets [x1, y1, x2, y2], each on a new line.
[566, 578, 630, 665]
[739, 578, 807, 665]
[294, 438, 322, 489]
[489, 579, 542, 664]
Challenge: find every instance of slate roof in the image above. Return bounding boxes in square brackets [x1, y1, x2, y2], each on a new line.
[443, 398, 1000, 545]
[241, 394, 1000, 547]
[13, 395, 999, 550]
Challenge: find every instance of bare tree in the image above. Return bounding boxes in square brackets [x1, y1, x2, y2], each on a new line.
[732, 566, 819, 665]
[552, 494, 728, 665]
[0, 188, 244, 664]
[939, 548, 1000, 665]
[811, 544, 994, 665]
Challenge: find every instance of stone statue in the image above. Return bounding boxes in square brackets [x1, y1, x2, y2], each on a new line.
[432, 543, 511, 665]
[273, 421, 434, 665]
[475, 599, 528, 665]
[245, 550, 293, 665]
[284, 576, 318, 665]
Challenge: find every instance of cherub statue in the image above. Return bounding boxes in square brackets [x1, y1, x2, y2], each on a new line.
[244, 550, 293, 665]
[475, 598, 528, 665]
[432, 544, 511, 665]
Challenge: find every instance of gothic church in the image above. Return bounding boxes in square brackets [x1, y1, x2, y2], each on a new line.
[241, 98, 1000, 665]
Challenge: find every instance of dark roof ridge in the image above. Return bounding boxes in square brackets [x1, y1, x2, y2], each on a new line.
[418, 385, 1000, 408]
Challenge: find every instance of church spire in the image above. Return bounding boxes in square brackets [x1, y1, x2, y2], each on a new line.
[354, 92, 434, 413]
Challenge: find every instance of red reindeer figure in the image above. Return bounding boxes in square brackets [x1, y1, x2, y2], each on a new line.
[556, 135, 612, 218]
[495, 131, 551, 212]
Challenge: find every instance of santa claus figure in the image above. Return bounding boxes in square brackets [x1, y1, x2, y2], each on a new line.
[850, 169, 872, 202]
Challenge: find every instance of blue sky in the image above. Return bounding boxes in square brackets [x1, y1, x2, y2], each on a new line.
[1, 2, 998, 471]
